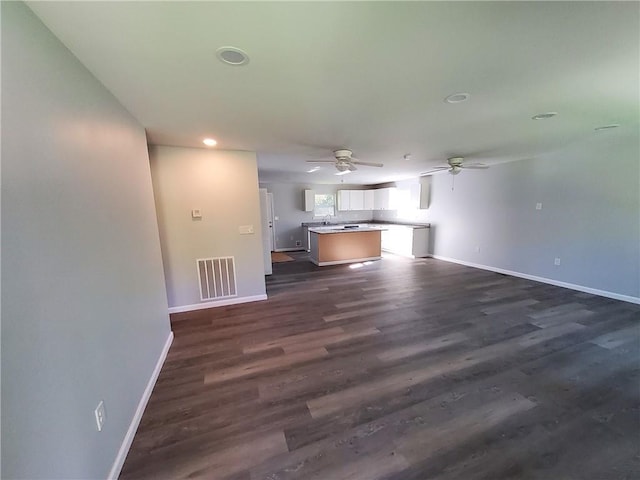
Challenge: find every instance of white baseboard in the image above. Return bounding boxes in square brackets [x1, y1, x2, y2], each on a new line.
[431, 255, 640, 305]
[108, 330, 174, 479]
[274, 247, 304, 252]
[168, 294, 268, 314]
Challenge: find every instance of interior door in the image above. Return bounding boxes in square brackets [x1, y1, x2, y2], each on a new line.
[259, 188, 272, 275]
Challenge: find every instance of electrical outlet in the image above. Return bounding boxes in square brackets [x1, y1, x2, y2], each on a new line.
[554, 257, 561, 266]
[295, 240, 301, 247]
[94, 401, 106, 431]
[475, 246, 480, 253]
[536, 203, 543, 210]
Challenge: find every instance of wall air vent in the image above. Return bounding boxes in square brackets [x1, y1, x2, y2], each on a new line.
[197, 257, 237, 301]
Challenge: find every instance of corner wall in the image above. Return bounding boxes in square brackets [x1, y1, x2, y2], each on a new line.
[150, 146, 266, 310]
[427, 129, 640, 301]
[1, 3, 171, 478]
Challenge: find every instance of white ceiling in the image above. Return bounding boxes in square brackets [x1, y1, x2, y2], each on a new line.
[28, 1, 639, 185]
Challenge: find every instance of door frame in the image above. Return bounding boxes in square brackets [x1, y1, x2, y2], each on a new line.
[259, 188, 272, 275]
[267, 192, 276, 251]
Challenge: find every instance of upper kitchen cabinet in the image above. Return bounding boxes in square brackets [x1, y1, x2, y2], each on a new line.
[303, 189, 315, 212]
[364, 190, 375, 210]
[337, 189, 367, 211]
[373, 187, 398, 210]
[337, 189, 350, 211]
[338, 185, 421, 211]
[419, 176, 431, 209]
[349, 190, 365, 210]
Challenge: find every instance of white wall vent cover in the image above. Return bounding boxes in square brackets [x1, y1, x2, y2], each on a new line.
[197, 256, 237, 301]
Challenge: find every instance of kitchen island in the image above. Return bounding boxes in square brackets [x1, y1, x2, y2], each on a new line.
[308, 226, 385, 266]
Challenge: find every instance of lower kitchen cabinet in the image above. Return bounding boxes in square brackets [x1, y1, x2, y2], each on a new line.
[381, 225, 429, 258]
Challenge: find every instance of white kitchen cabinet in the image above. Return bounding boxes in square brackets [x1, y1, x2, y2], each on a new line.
[409, 184, 421, 209]
[373, 187, 398, 210]
[349, 190, 365, 210]
[381, 225, 429, 258]
[364, 190, 375, 210]
[337, 190, 350, 211]
[303, 189, 315, 212]
[338, 189, 368, 211]
[419, 176, 431, 209]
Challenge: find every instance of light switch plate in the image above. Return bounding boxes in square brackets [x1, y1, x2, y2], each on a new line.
[239, 225, 254, 235]
[95, 400, 106, 431]
[191, 209, 202, 219]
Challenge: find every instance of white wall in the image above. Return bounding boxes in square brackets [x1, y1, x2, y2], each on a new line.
[151, 146, 266, 309]
[427, 130, 640, 301]
[1, 3, 172, 479]
[258, 182, 374, 250]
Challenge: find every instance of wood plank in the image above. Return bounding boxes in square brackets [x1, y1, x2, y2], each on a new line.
[590, 324, 640, 350]
[323, 303, 400, 322]
[242, 326, 344, 353]
[481, 298, 540, 315]
[377, 332, 468, 362]
[284, 327, 380, 354]
[529, 308, 594, 328]
[203, 348, 328, 385]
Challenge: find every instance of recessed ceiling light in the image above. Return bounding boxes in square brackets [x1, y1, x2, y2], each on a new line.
[595, 124, 620, 131]
[203, 138, 217, 147]
[216, 47, 249, 66]
[445, 93, 470, 104]
[335, 170, 351, 176]
[532, 112, 557, 120]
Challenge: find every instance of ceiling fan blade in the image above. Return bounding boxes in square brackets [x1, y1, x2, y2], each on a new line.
[420, 166, 450, 175]
[351, 160, 383, 167]
[306, 160, 337, 164]
[461, 163, 489, 169]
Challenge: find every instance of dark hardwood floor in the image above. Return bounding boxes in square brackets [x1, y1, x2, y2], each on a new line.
[120, 253, 640, 480]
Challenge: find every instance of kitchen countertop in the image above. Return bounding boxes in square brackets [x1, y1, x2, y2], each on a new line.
[303, 221, 430, 229]
[308, 226, 387, 234]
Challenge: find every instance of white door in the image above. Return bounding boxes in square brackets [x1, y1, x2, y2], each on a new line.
[259, 188, 272, 275]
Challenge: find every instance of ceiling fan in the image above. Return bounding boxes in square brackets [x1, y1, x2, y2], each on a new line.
[307, 149, 383, 172]
[420, 157, 489, 176]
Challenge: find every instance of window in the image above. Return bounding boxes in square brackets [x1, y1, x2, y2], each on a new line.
[314, 193, 335, 217]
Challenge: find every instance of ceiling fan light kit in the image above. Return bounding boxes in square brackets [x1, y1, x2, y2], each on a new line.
[306, 149, 383, 173]
[420, 156, 489, 176]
